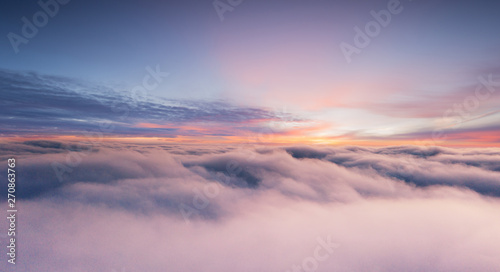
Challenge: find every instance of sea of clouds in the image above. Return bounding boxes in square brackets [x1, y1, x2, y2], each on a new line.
[1, 141, 500, 272]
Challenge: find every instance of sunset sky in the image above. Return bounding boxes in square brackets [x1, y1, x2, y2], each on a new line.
[1, 0, 500, 146]
[2, 1, 500, 272]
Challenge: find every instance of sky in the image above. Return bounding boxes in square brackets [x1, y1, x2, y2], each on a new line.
[1, 0, 500, 146]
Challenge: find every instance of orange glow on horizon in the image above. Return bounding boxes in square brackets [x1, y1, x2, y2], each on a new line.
[2, 133, 500, 148]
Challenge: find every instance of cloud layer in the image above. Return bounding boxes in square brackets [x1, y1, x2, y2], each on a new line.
[1, 142, 500, 271]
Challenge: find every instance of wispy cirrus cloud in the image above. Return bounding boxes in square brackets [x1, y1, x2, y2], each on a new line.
[1, 68, 499, 146]
[0, 69, 291, 138]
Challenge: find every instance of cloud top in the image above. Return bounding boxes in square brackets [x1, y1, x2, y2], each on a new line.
[1, 143, 500, 271]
